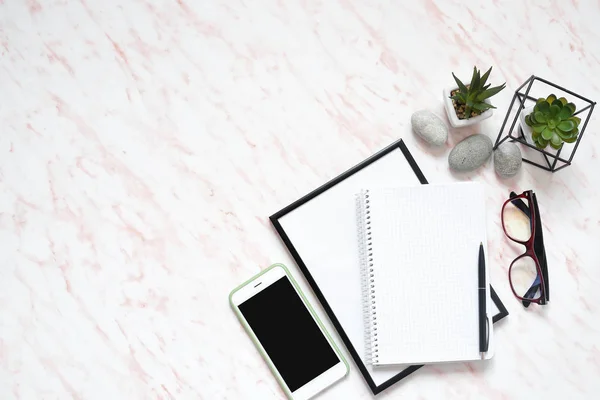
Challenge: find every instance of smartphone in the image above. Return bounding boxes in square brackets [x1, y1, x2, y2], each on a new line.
[230, 264, 349, 400]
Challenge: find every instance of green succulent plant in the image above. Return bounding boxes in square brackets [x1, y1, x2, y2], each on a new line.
[451, 66, 506, 119]
[525, 94, 581, 150]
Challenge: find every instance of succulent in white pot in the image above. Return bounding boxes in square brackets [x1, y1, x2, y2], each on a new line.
[519, 94, 581, 153]
[444, 66, 506, 128]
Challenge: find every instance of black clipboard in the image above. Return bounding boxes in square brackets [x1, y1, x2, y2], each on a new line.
[270, 139, 509, 395]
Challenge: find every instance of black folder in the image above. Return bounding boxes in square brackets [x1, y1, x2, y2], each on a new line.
[270, 139, 508, 395]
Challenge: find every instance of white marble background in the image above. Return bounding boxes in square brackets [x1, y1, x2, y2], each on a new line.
[1, 0, 600, 399]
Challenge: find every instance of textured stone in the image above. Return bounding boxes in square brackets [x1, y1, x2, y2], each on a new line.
[494, 142, 522, 178]
[411, 110, 448, 146]
[448, 134, 493, 172]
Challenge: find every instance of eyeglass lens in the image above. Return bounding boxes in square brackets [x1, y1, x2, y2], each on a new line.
[510, 256, 542, 300]
[502, 198, 532, 242]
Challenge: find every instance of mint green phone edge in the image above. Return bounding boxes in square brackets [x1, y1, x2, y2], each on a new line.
[229, 263, 349, 399]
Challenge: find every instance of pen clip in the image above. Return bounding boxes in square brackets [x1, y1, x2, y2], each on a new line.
[484, 315, 490, 353]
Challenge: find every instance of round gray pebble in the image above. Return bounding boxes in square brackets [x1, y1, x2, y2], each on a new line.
[494, 142, 522, 178]
[411, 110, 448, 146]
[448, 134, 493, 172]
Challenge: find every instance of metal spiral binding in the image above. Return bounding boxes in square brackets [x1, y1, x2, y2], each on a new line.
[356, 189, 378, 365]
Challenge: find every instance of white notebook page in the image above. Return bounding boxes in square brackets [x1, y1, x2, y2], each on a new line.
[362, 183, 494, 365]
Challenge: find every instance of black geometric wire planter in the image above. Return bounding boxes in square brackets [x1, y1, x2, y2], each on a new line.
[493, 75, 595, 172]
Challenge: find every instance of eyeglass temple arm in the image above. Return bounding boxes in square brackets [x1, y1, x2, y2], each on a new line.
[531, 193, 549, 304]
[522, 276, 541, 308]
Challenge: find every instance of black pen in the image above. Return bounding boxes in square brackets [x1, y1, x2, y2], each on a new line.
[478, 242, 488, 359]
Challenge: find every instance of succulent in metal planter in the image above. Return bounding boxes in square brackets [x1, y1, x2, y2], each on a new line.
[450, 66, 506, 119]
[525, 94, 581, 150]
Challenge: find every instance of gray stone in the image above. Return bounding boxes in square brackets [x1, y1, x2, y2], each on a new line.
[494, 142, 522, 178]
[411, 110, 448, 146]
[448, 134, 493, 172]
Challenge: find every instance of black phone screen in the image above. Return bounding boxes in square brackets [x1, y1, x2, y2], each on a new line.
[238, 276, 340, 392]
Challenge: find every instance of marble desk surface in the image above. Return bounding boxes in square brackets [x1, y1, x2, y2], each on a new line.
[1, 1, 600, 399]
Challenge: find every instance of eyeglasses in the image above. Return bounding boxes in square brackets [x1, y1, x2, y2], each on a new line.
[501, 190, 550, 307]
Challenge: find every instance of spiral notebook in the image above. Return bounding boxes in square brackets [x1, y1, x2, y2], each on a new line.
[356, 183, 494, 366]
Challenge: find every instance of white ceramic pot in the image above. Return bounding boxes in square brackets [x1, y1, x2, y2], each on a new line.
[443, 86, 493, 128]
[518, 105, 559, 155]
[518, 105, 536, 146]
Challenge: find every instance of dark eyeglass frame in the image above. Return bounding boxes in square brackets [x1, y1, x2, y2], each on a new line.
[501, 190, 550, 307]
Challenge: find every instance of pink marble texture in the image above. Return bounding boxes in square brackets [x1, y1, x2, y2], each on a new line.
[1, 0, 600, 399]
